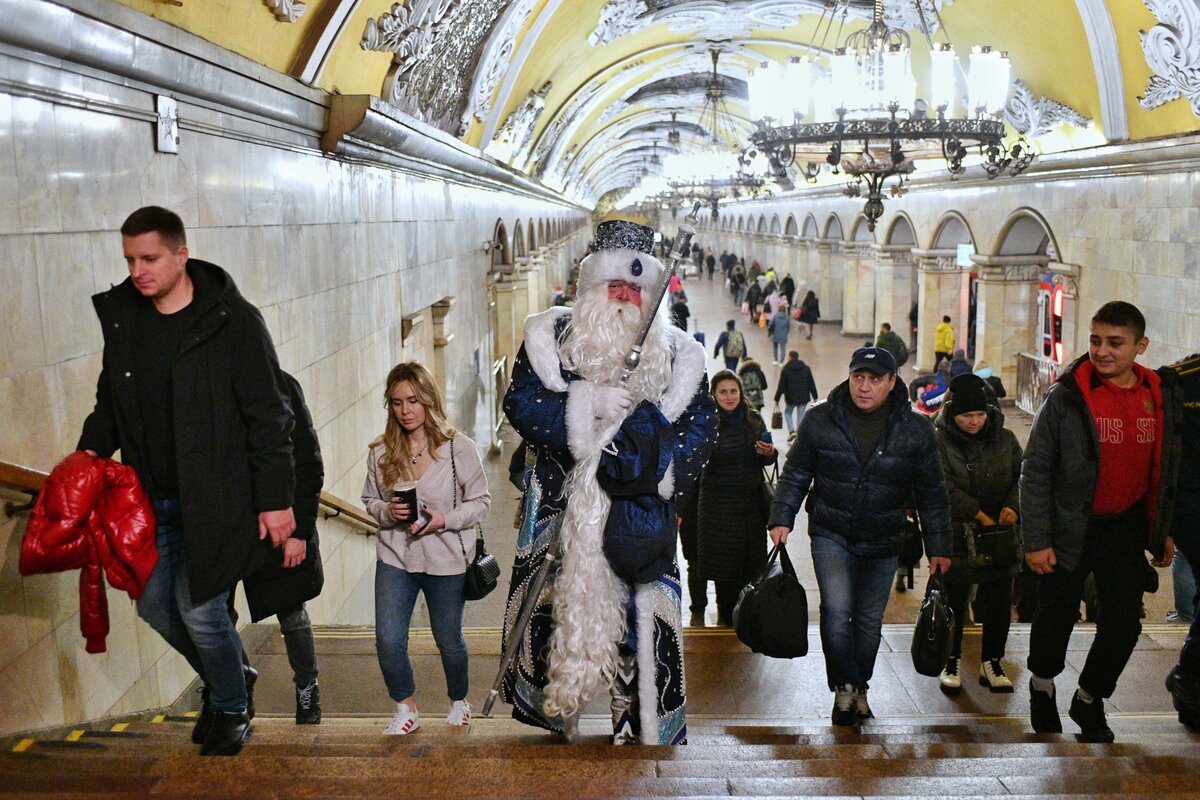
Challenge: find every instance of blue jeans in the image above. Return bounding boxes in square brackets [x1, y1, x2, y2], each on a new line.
[783, 402, 808, 433]
[810, 533, 899, 690]
[772, 340, 787, 363]
[375, 561, 469, 702]
[137, 500, 248, 713]
[1174, 545, 1196, 622]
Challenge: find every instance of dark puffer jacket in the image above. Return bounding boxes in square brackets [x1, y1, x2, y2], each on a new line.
[1157, 354, 1200, 554]
[768, 379, 951, 558]
[696, 405, 776, 582]
[934, 402, 1022, 584]
[1020, 355, 1164, 571]
[774, 358, 819, 407]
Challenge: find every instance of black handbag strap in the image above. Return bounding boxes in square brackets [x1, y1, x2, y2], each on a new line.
[449, 438, 485, 568]
[759, 542, 798, 581]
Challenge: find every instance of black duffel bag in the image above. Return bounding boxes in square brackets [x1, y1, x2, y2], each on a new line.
[732, 543, 808, 658]
[911, 570, 955, 677]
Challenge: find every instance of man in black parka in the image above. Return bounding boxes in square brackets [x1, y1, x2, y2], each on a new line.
[77, 206, 295, 756]
[768, 346, 951, 726]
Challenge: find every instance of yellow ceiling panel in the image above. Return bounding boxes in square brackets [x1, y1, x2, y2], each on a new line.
[1109, 0, 1200, 140]
[317, 0, 401, 96]
[112, 0, 327, 74]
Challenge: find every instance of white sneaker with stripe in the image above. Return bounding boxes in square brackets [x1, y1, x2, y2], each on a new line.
[383, 703, 421, 735]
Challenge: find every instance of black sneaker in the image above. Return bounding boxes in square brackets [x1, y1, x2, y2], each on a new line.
[1028, 679, 1062, 733]
[1165, 666, 1200, 729]
[191, 686, 213, 744]
[831, 684, 858, 726]
[296, 680, 321, 725]
[1068, 691, 1115, 743]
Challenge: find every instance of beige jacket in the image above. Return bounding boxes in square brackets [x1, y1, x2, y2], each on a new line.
[361, 433, 491, 575]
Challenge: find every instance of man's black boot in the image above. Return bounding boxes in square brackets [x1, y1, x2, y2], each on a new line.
[1028, 678, 1062, 733]
[200, 710, 252, 756]
[1068, 690, 1115, 743]
[190, 687, 213, 744]
[1166, 665, 1200, 729]
[295, 680, 321, 725]
[244, 666, 258, 720]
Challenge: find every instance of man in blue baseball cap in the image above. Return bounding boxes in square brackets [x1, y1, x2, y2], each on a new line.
[768, 346, 952, 725]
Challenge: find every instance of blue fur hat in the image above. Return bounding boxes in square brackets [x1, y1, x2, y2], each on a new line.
[578, 219, 665, 296]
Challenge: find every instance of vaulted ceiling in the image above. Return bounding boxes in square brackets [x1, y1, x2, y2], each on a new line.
[118, 0, 1200, 207]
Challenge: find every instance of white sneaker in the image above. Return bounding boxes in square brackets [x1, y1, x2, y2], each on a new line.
[383, 702, 420, 735]
[980, 659, 1014, 693]
[446, 699, 471, 726]
[940, 657, 962, 695]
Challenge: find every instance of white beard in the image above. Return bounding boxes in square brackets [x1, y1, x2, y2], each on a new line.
[541, 283, 675, 724]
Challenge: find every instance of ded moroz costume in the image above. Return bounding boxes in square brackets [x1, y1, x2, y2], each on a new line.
[499, 220, 717, 744]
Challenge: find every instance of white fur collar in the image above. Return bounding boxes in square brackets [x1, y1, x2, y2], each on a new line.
[522, 306, 572, 392]
[659, 326, 706, 423]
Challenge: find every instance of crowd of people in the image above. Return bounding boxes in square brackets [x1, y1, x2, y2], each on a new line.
[47, 209, 1200, 757]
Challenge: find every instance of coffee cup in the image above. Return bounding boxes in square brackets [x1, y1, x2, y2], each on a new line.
[391, 481, 418, 524]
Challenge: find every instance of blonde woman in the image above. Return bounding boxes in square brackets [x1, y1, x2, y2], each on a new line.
[362, 362, 491, 735]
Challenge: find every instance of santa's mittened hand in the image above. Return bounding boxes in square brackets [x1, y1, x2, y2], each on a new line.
[593, 385, 633, 425]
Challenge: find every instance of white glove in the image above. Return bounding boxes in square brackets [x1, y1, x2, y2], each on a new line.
[592, 384, 633, 427]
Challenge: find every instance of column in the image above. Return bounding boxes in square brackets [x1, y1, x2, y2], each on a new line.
[873, 244, 916, 337]
[430, 297, 456, 392]
[815, 238, 844, 323]
[491, 278, 518, 375]
[913, 249, 967, 372]
[513, 269, 531, 333]
[841, 241, 876, 337]
[971, 254, 1049, 393]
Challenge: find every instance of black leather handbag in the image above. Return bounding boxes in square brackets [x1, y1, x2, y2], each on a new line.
[733, 543, 808, 658]
[450, 440, 499, 601]
[911, 571, 955, 677]
[964, 522, 1022, 569]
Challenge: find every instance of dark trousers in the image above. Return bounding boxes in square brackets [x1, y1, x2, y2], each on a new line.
[715, 580, 742, 625]
[934, 351, 950, 371]
[1027, 507, 1146, 698]
[947, 576, 1013, 662]
[1180, 541, 1200, 677]
[686, 561, 708, 614]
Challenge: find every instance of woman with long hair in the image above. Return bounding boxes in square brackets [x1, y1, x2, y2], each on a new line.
[696, 370, 778, 625]
[362, 362, 491, 735]
[798, 290, 820, 339]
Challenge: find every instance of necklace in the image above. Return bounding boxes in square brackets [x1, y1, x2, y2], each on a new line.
[409, 442, 427, 464]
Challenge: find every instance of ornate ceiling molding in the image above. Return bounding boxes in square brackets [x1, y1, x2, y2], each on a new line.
[1138, 0, 1200, 117]
[462, 0, 538, 135]
[291, 0, 362, 85]
[1005, 79, 1091, 137]
[589, 0, 953, 46]
[530, 81, 603, 179]
[488, 80, 553, 165]
[265, 0, 306, 22]
[367, 0, 507, 133]
[1074, 0, 1128, 140]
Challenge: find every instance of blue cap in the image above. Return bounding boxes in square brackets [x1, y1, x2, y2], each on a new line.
[848, 346, 896, 376]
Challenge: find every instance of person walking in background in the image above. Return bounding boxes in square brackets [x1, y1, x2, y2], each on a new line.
[746, 279, 765, 325]
[933, 374, 1023, 697]
[714, 319, 747, 371]
[731, 260, 747, 306]
[798, 290, 820, 339]
[768, 346, 952, 726]
[671, 294, 690, 332]
[935, 315, 955, 371]
[362, 362, 492, 736]
[706, 249, 716, 280]
[948, 348, 973, 377]
[696, 371, 778, 626]
[768, 303, 791, 365]
[1021, 301, 1170, 743]
[780, 274, 795, 307]
[774, 351, 818, 443]
[738, 355, 769, 411]
[909, 301, 919, 352]
[875, 322, 908, 368]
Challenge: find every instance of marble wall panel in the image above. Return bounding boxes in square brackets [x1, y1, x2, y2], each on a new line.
[54, 587, 141, 722]
[194, 133, 247, 229]
[0, 94, 21, 235]
[54, 108, 144, 233]
[0, 234, 46, 377]
[0, 513, 31, 671]
[11, 96, 62, 234]
[0, 632, 64, 733]
[35, 233, 101, 365]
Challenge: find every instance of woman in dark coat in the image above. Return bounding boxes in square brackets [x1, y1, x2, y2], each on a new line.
[798, 290, 820, 339]
[934, 373, 1023, 696]
[696, 370, 778, 625]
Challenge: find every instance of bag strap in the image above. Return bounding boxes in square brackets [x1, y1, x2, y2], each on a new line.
[449, 438, 471, 568]
[776, 543, 798, 579]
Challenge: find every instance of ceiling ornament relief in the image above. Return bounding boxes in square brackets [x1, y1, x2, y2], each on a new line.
[489, 80, 552, 166]
[589, 0, 953, 45]
[265, 0, 306, 22]
[531, 82, 602, 179]
[463, 0, 538, 135]
[366, 0, 506, 133]
[1005, 79, 1092, 137]
[1138, 0, 1200, 117]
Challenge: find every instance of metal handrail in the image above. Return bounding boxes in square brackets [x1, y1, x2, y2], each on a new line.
[0, 460, 46, 517]
[1016, 352, 1064, 416]
[491, 356, 508, 453]
[318, 491, 377, 533]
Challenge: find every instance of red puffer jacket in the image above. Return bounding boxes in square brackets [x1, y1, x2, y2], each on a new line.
[20, 452, 157, 653]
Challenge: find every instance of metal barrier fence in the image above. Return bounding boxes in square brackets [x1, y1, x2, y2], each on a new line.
[1016, 352, 1064, 416]
[490, 356, 508, 454]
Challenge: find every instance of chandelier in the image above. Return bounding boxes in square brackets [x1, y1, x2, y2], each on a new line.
[748, 0, 1032, 230]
